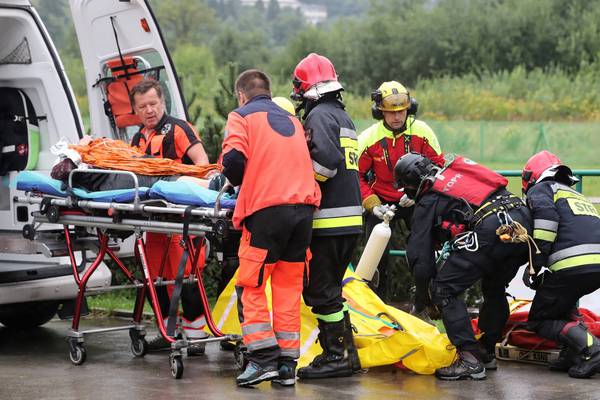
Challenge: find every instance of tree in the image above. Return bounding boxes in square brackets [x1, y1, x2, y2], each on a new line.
[266, 0, 280, 20]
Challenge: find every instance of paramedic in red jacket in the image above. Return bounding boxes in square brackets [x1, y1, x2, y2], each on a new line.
[358, 81, 443, 301]
[395, 152, 531, 381]
[221, 69, 321, 387]
[129, 79, 210, 354]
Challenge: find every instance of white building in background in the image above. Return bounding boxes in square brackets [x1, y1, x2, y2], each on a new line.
[239, 0, 328, 25]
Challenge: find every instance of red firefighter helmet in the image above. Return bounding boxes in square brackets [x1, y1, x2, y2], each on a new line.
[291, 53, 343, 101]
[522, 150, 578, 193]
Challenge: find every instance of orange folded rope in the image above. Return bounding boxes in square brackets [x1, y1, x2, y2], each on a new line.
[71, 138, 221, 179]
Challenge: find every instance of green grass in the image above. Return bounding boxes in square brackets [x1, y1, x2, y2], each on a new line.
[87, 289, 217, 316]
[86, 289, 152, 314]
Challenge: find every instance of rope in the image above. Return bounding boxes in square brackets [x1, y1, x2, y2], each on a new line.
[71, 138, 220, 178]
[496, 220, 541, 275]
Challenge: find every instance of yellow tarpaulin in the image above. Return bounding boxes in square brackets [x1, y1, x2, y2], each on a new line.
[210, 270, 455, 374]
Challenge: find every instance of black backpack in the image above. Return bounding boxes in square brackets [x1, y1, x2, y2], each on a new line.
[0, 87, 39, 176]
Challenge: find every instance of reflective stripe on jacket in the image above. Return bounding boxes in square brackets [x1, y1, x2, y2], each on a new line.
[304, 99, 362, 236]
[527, 181, 600, 272]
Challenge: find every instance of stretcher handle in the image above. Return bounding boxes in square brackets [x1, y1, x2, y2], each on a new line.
[214, 180, 233, 216]
[68, 168, 141, 207]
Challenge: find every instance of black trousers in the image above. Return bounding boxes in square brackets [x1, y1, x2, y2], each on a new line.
[303, 234, 360, 317]
[431, 205, 532, 353]
[364, 203, 413, 302]
[528, 266, 600, 342]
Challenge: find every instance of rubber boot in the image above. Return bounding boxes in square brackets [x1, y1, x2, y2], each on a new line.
[297, 319, 353, 379]
[343, 311, 362, 373]
[548, 346, 577, 372]
[435, 350, 486, 381]
[559, 322, 600, 379]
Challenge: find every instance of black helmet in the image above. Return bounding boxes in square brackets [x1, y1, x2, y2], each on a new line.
[394, 152, 436, 198]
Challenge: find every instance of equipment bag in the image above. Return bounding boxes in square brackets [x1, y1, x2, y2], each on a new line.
[0, 87, 39, 175]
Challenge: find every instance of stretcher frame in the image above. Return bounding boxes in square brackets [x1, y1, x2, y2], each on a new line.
[14, 169, 241, 379]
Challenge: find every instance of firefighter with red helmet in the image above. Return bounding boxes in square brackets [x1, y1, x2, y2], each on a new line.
[394, 152, 531, 380]
[291, 53, 363, 379]
[129, 79, 211, 354]
[222, 69, 321, 387]
[521, 150, 600, 379]
[358, 81, 443, 301]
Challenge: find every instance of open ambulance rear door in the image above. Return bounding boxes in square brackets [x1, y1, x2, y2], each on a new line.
[68, 0, 188, 143]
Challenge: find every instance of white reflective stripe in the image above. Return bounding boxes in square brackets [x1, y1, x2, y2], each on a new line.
[340, 127, 357, 139]
[534, 219, 558, 232]
[182, 315, 206, 329]
[185, 329, 209, 339]
[551, 182, 579, 195]
[313, 206, 363, 220]
[280, 348, 300, 358]
[275, 331, 300, 341]
[216, 287, 238, 330]
[300, 326, 320, 356]
[246, 337, 278, 351]
[548, 244, 600, 265]
[242, 322, 273, 336]
[2, 145, 15, 153]
[312, 159, 337, 178]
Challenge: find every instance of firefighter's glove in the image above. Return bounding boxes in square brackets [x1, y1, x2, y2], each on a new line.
[522, 266, 544, 290]
[372, 205, 387, 220]
[398, 193, 415, 208]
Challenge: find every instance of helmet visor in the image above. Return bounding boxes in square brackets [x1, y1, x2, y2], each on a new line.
[379, 92, 410, 111]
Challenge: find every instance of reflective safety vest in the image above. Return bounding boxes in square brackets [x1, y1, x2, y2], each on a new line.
[431, 155, 508, 207]
[528, 181, 600, 273]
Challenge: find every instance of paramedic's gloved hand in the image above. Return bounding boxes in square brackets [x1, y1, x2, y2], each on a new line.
[398, 193, 415, 208]
[372, 205, 387, 220]
[208, 172, 227, 191]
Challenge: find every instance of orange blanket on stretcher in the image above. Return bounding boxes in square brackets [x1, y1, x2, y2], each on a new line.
[71, 138, 220, 178]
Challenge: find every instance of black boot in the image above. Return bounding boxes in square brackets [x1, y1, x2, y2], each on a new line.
[548, 346, 577, 372]
[343, 311, 362, 373]
[297, 319, 353, 379]
[435, 350, 486, 381]
[560, 322, 600, 379]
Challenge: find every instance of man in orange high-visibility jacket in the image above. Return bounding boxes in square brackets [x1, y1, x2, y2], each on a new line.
[221, 69, 321, 387]
[129, 79, 211, 354]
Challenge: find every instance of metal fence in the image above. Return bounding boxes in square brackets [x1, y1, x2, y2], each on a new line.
[389, 169, 600, 258]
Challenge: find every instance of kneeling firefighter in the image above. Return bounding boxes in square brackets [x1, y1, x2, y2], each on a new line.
[522, 150, 600, 379]
[395, 152, 532, 381]
[291, 53, 363, 379]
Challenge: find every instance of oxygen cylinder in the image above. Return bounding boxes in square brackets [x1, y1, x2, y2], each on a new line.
[355, 219, 392, 281]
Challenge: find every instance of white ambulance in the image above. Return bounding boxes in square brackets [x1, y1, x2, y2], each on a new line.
[0, 0, 189, 327]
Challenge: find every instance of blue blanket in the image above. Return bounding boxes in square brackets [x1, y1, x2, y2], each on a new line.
[16, 171, 235, 208]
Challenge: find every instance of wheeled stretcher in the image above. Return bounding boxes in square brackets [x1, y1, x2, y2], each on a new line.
[14, 169, 241, 379]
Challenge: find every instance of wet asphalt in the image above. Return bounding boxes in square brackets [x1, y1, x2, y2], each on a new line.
[1, 317, 600, 400]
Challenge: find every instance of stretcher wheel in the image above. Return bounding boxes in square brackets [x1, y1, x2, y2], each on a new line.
[22, 224, 35, 240]
[169, 354, 184, 379]
[69, 344, 87, 365]
[47, 205, 60, 224]
[234, 342, 248, 371]
[215, 219, 228, 238]
[131, 337, 148, 357]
